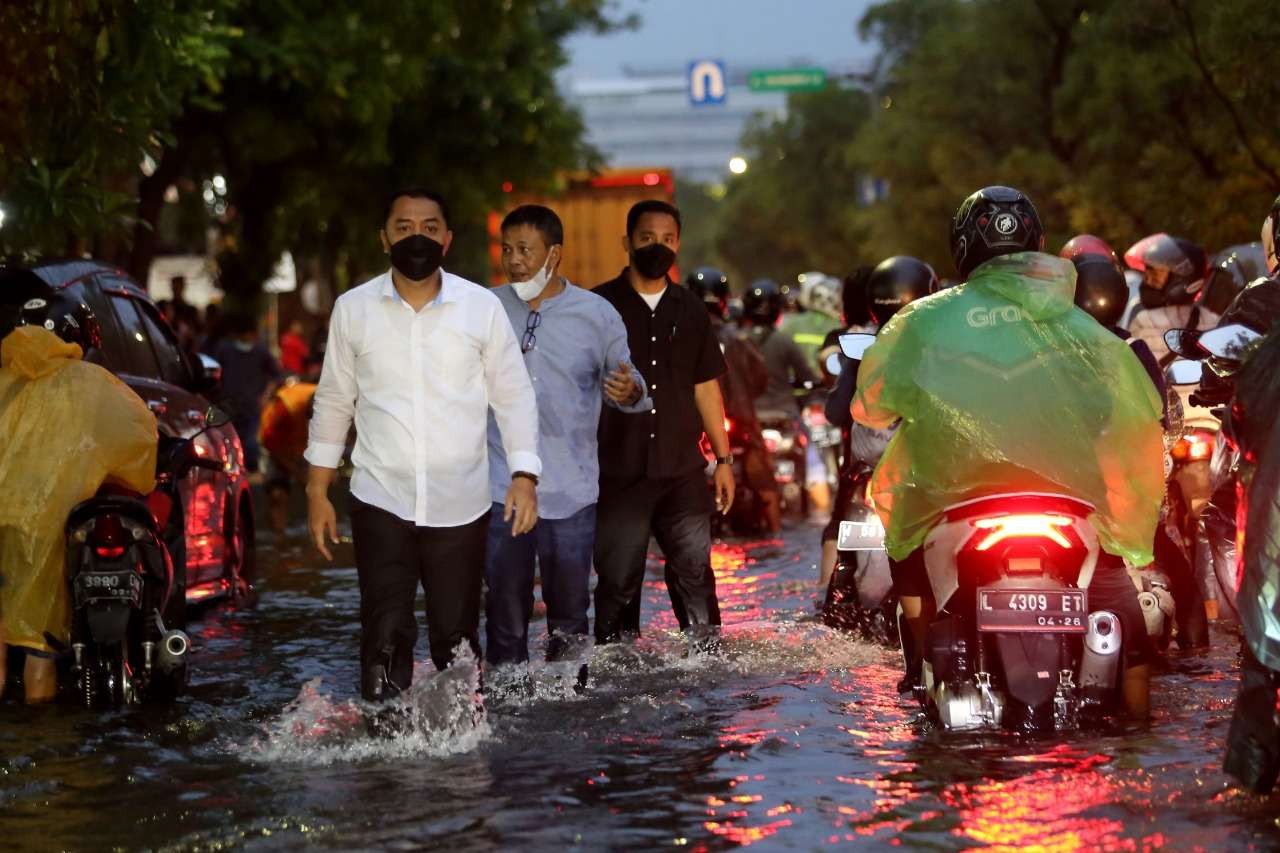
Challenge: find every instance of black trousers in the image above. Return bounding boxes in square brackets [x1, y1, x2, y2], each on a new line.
[594, 471, 721, 642]
[350, 497, 489, 697]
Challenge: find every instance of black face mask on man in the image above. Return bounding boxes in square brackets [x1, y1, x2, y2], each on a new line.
[1139, 283, 1166, 310]
[389, 234, 444, 281]
[630, 243, 676, 280]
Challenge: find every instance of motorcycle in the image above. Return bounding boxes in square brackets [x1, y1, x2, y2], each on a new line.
[759, 415, 806, 518]
[702, 418, 771, 537]
[62, 406, 230, 707]
[820, 462, 898, 645]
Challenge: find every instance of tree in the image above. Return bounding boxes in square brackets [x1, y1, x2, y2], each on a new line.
[714, 86, 875, 286]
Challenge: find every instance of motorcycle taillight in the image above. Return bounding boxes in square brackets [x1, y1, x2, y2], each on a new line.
[968, 513, 1074, 552]
[94, 544, 126, 559]
[1172, 429, 1216, 462]
[91, 515, 130, 558]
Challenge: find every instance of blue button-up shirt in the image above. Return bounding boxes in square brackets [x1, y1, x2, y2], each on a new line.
[488, 281, 650, 519]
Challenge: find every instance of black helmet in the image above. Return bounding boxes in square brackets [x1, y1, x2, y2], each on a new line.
[1124, 234, 1206, 307]
[17, 289, 103, 352]
[866, 256, 939, 325]
[1201, 244, 1267, 317]
[950, 186, 1044, 278]
[1071, 253, 1128, 328]
[685, 266, 729, 318]
[743, 278, 783, 326]
[1191, 278, 1280, 407]
[841, 267, 873, 328]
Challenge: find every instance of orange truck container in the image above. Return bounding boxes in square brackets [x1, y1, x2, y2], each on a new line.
[488, 168, 676, 289]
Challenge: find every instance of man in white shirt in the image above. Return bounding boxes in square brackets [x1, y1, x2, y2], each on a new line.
[305, 188, 541, 702]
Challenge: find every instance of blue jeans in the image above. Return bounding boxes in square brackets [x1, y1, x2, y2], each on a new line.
[484, 503, 596, 666]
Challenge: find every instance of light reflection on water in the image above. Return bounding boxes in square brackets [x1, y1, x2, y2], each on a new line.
[1, 524, 1278, 850]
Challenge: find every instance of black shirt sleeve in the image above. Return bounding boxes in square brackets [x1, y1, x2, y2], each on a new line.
[824, 358, 859, 427]
[693, 303, 727, 384]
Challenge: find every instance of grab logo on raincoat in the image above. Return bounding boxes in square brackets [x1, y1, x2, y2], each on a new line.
[965, 305, 1029, 328]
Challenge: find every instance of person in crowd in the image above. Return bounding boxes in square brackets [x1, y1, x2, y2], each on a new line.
[279, 318, 310, 376]
[687, 266, 779, 532]
[212, 312, 283, 476]
[852, 186, 1164, 715]
[305, 187, 541, 702]
[1125, 234, 1214, 363]
[0, 276, 156, 703]
[591, 200, 732, 647]
[163, 275, 202, 359]
[485, 204, 648, 671]
[260, 356, 323, 534]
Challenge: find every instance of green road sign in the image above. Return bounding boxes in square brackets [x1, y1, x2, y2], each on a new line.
[748, 68, 826, 92]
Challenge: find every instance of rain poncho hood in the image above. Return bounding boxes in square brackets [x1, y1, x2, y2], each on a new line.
[852, 252, 1165, 565]
[0, 327, 157, 653]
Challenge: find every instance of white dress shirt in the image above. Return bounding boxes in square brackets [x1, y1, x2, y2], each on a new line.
[305, 270, 541, 527]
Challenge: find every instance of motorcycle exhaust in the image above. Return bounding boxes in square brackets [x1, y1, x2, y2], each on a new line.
[152, 612, 190, 673]
[1137, 591, 1167, 642]
[1079, 611, 1122, 703]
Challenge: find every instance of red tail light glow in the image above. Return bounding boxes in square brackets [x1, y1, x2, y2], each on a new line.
[94, 545, 126, 558]
[971, 514, 1073, 551]
[1171, 429, 1215, 463]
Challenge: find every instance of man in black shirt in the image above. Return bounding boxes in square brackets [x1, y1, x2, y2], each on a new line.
[593, 200, 734, 645]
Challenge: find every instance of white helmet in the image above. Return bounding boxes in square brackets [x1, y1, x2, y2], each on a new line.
[797, 271, 842, 320]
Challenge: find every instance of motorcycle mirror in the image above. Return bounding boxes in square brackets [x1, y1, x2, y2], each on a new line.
[205, 405, 232, 428]
[824, 352, 843, 376]
[838, 333, 876, 361]
[1166, 359, 1204, 386]
[1197, 324, 1262, 360]
[1163, 328, 1205, 360]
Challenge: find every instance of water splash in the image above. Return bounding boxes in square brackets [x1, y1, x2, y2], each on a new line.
[242, 649, 489, 765]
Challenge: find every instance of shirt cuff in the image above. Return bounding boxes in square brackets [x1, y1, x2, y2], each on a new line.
[507, 451, 542, 479]
[304, 441, 347, 469]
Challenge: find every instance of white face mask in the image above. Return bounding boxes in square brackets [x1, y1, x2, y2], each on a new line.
[511, 253, 557, 302]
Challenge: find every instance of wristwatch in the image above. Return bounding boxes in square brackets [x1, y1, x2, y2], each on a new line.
[715, 455, 733, 466]
[513, 471, 539, 485]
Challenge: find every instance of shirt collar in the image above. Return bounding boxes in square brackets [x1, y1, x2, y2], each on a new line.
[380, 269, 458, 307]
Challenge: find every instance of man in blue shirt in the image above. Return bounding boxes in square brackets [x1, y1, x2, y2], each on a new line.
[486, 205, 650, 667]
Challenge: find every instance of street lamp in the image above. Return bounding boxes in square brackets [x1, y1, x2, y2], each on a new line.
[728, 156, 748, 175]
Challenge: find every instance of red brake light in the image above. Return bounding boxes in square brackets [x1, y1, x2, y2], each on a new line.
[94, 545, 126, 559]
[971, 513, 1073, 551]
[1172, 430, 1215, 462]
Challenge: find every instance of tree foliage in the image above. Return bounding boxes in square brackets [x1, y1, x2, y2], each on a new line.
[720, 0, 1280, 280]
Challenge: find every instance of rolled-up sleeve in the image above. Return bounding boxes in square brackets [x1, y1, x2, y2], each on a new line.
[304, 299, 356, 469]
[484, 300, 542, 477]
[601, 304, 651, 413]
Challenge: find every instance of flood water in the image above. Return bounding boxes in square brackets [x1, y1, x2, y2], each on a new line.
[3, 522, 1279, 850]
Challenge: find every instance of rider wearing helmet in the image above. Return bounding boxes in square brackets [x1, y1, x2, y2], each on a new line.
[1126, 233, 1214, 363]
[782, 272, 844, 367]
[688, 268, 780, 532]
[818, 257, 938, 587]
[0, 270, 157, 703]
[851, 187, 1164, 715]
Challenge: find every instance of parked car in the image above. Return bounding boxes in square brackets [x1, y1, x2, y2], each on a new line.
[5, 260, 255, 605]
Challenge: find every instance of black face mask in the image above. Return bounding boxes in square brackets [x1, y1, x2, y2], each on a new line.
[389, 234, 444, 281]
[1139, 283, 1166, 310]
[630, 243, 676, 280]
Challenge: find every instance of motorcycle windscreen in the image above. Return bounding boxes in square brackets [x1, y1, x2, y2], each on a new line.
[0, 327, 157, 653]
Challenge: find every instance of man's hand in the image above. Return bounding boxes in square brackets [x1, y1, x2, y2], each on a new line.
[504, 477, 538, 536]
[307, 492, 339, 560]
[306, 465, 340, 560]
[604, 362, 640, 405]
[714, 462, 735, 515]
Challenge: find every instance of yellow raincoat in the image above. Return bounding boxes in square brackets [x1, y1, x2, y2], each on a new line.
[852, 252, 1165, 566]
[0, 327, 156, 654]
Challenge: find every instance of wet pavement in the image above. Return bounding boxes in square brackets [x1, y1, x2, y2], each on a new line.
[2, 521, 1279, 850]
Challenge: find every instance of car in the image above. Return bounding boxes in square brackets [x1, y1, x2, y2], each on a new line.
[3, 260, 255, 606]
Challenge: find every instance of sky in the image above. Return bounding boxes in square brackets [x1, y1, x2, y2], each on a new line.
[563, 0, 878, 79]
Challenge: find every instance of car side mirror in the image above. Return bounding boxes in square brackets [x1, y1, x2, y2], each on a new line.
[204, 405, 232, 428]
[1166, 360, 1204, 386]
[838, 333, 876, 361]
[1163, 328, 1205, 360]
[1197, 324, 1262, 360]
[824, 352, 844, 376]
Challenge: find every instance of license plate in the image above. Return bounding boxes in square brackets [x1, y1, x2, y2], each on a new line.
[837, 518, 885, 551]
[812, 426, 841, 447]
[74, 570, 142, 608]
[775, 459, 795, 483]
[976, 588, 1087, 633]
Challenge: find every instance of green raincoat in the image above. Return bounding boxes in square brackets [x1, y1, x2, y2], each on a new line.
[851, 252, 1165, 565]
[0, 327, 156, 654]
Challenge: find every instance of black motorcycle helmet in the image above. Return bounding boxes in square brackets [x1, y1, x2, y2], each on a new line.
[685, 266, 729, 319]
[743, 278, 783, 326]
[865, 256, 939, 326]
[841, 267, 873, 328]
[1124, 233, 1207, 308]
[16, 288, 103, 353]
[950, 186, 1045, 279]
[1070, 253, 1128, 328]
[1191, 278, 1280, 408]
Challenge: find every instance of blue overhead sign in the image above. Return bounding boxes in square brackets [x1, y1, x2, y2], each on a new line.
[688, 60, 727, 106]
